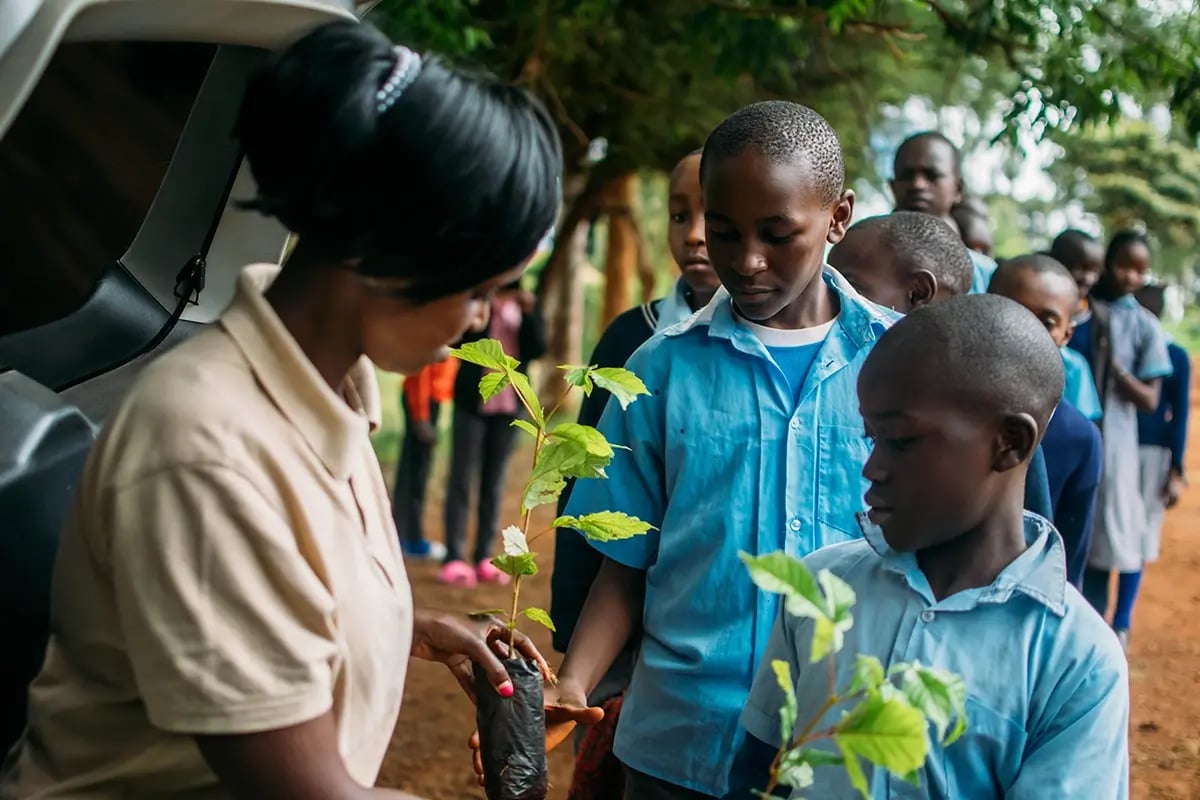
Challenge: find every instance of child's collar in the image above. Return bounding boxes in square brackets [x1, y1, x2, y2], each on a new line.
[856, 512, 1068, 616]
[675, 266, 896, 346]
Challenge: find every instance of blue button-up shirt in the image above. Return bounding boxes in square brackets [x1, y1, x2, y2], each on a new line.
[968, 249, 998, 295]
[742, 513, 1129, 800]
[566, 268, 896, 795]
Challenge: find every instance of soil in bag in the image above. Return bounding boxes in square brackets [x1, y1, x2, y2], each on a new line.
[474, 657, 548, 800]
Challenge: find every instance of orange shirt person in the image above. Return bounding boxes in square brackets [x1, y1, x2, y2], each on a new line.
[393, 357, 458, 559]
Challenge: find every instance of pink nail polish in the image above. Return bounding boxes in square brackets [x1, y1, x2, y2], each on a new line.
[498, 681, 514, 698]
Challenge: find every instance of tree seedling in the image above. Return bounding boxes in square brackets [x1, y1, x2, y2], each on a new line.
[740, 551, 968, 798]
[448, 337, 653, 800]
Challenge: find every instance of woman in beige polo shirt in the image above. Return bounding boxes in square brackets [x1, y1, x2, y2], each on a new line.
[1, 21, 598, 799]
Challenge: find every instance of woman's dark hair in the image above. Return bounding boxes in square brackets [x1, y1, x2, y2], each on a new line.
[236, 21, 562, 302]
[1105, 230, 1151, 270]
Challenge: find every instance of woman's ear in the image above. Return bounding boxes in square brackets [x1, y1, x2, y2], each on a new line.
[908, 270, 938, 309]
[826, 190, 856, 245]
[993, 412, 1039, 473]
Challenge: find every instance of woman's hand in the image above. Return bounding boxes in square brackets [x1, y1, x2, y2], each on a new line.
[467, 676, 604, 786]
[411, 610, 553, 703]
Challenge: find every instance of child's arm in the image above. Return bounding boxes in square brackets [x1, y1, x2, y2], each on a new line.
[1118, 315, 1173, 412]
[1006, 656, 1129, 799]
[553, 557, 645, 703]
[1166, 347, 1190, 492]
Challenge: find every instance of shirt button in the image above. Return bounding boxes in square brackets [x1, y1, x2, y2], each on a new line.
[790, 519, 801, 532]
[920, 610, 935, 623]
[790, 419, 800, 430]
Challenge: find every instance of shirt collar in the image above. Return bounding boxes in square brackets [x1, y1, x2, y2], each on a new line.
[669, 266, 896, 350]
[220, 264, 381, 481]
[655, 277, 699, 332]
[857, 511, 1068, 616]
[1112, 294, 1140, 309]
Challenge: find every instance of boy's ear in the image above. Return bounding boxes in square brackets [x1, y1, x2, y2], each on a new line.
[908, 270, 938, 309]
[993, 412, 1039, 473]
[826, 190, 856, 245]
[1063, 318, 1076, 344]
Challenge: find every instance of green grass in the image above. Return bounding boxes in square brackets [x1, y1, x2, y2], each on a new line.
[1165, 305, 1200, 355]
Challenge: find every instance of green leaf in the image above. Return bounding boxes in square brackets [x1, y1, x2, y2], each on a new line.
[836, 737, 870, 800]
[553, 511, 654, 541]
[560, 364, 595, 396]
[522, 470, 567, 513]
[849, 655, 886, 695]
[795, 748, 846, 768]
[500, 525, 529, 556]
[590, 366, 650, 409]
[479, 371, 511, 403]
[491, 553, 538, 578]
[900, 663, 969, 746]
[834, 691, 929, 786]
[739, 552, 826, 622]
[770, 659, 798, 743]
[775, 748, 815, 790]
[811, 570, 855, 660]
[521, 607, 556, 632]
[449, 338, 519, 372]
[549, 423, 615, 467]
[511, 418, 540, 438]
[508, 371, 546, 428]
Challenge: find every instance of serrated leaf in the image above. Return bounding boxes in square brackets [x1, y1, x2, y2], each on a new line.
[501, 525, 529, 556]
[901, 663, 968, 746]
[509, 371, 545, 428]
[450, 338, 520, 372]
[818, 569, 856, 623]
[739, 552, 826, 622]
[511, 418, 540, 438]
[560, 365, 595, 396]
[521, 607, 556, 632]
[775, 748, 814, 789]
[810, 570, 855, 660]
[849, 655, 886, 695]
[590, 366, 650, 409]
[549, 422, 615, 464]
[491, 552, 538, 579]
[479, 371, 512, 403]
[553, 511, 654, 541]
[834, 692, 929, 786]
[771, 659, 798, 742]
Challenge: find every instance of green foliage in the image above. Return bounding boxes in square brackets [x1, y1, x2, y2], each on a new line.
[452, 340, 652, 641]
[745, 551, 968, 797]
[1051, 121, 1200, 277]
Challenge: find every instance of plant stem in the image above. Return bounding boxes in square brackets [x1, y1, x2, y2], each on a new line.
[766, 656, 842, 793]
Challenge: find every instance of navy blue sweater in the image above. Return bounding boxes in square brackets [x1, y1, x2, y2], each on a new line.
[1138, 342, 1190, 474]
[1042, 401, 1102, 588]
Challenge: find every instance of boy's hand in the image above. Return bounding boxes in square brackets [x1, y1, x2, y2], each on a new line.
[466, 678, 603, 785]
[1165, 472, 1185, 508]
[410, 420, 437, 445]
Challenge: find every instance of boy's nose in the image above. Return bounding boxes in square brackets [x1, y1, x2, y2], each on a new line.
[686, 220, 705, 246]
[731, 252, 767, 276]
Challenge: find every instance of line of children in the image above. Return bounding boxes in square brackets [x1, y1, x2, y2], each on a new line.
[549, 101, 897, 799]
[392, 357, 457, 560]
[552, 149, 723, 800]
[1071, 231, 1174, 651]
[826, 213, 1056, 523]
[441, 281, 546, 586]
[731, 295, 1129, 799]
[988, 255, 1103, 588]
[889, 131, 997, 293]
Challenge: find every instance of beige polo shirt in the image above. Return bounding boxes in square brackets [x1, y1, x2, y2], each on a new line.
[1, 265, 413, 798]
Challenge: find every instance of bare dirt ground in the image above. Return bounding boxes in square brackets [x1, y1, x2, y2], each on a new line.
[377, 392, 1200, 800]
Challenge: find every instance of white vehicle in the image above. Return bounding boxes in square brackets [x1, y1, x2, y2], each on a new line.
[0, 0, 382, 749]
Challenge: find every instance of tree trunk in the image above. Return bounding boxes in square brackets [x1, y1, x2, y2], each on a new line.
[600, 173, 639, 327]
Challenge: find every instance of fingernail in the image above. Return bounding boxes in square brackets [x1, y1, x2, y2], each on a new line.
[498, 681, 514, 698]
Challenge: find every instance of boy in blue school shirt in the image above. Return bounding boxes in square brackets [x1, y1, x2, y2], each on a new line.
[989, 255, 1102, 588]
[730, 295, 1129, 799]
[828, 214, 1055, 521]
[889, 132, 996, 293]
[548, 102, 896, 799]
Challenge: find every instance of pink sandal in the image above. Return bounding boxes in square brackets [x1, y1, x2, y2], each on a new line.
[438, 560, 477, 587]
[476, 559, 511, 585]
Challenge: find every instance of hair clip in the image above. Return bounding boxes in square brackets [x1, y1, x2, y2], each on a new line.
[376, 45, 423, 114]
